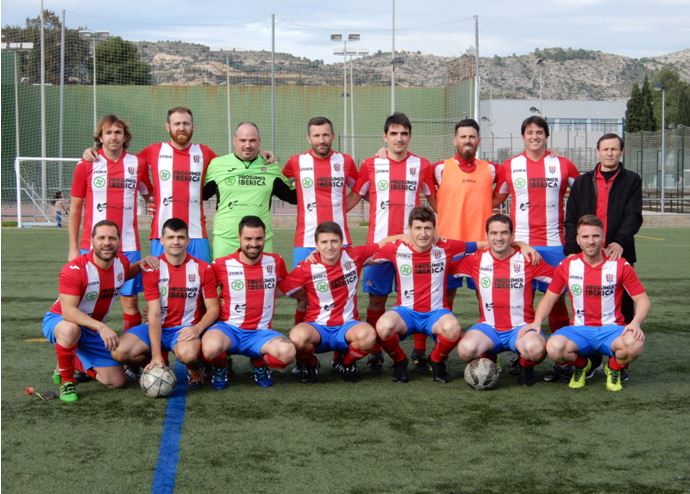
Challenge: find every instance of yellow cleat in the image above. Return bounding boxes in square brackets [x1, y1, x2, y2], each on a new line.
[568, 359, 591, 389]
[605, 365, 623, 392]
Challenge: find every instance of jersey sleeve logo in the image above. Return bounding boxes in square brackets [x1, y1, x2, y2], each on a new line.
[93, 177, 106, 188]
[85, 291, 98, 301]
[377, 180, 389, 191]
[231, 279, 244, 290]
[514, 177, 526, 189]
[480, 276, 491, 288]
[301, 177, 313, 188]
[159, 170, 171, 181]
[571, 284, 583, 295]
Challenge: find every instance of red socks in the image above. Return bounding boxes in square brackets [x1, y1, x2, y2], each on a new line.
[430, 334, 460, 363]
[123, 312, 142, 331]
[263, 354, 289, 369]
[572, 355, 588, 368]
[413, 333, 427, 353]
[296, 350, 318, 367]
[608, 356, 626, 371]
[204, 352, 227, 368]
[55, 343, 77, 384]
[342, 345, 367, 366]
[379, 335, 407, 363]
[367, 309, 385, 354]
[519, 356, 538, 368]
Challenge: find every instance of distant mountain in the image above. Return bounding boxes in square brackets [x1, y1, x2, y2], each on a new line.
[135, 42, 690, 100]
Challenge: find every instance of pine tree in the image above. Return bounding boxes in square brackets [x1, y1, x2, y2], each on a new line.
[640, 76, 657, 131]
[625, 83, 643, 133]
[677, 86, 690, 127]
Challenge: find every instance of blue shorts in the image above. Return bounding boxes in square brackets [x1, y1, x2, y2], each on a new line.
[308, 320, 360, 353]
[466, 322, 523, 354]
[208, 321, 283, 359]
[554, 325, 624, 357]
[534, 246, 566, 292]
[363, 263, 397, 296]
[127, 323, 191, 351]
[150, 238, 211, 264]
[393, 306, 453, 338]
[80, 248, 142, 296]
[447, 275, 477, 291]
[42, 312, 121, 369]
[292, 247, 316, 269]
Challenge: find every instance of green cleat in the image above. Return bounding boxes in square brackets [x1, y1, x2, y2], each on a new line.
[605, 365, 623, 392]
[59, 382, 78, 403]
[568, 359, 591, 389]
[52, 368, 61, 385]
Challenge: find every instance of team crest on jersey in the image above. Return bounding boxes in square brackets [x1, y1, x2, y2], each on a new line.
[410, 167, 417, 176]
[345, 261, 354, 271]
[514, 264, 522, 273]
[128, 167, 136, 176]
[334, 163, 341, 172]
[194, 155, 201, 163]
[117, 273, 123, 283]
[188, 274, 196, 283]
[266, 264, 274, 274]
[549, 165, 557, 174]
[606, 274, 614, 283]
[261, 167, 267, 172]
[433, 250, 442, 259]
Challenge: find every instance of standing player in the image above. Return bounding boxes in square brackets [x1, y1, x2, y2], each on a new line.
[453, 214, 554, 386]
[204, 122, 297, 258]
[43, 220, 155, 402]
[201, 216, 296, 389]
[347, 113, 436, 373]
[112, 218, 219, 388]
[283, 117, 359, 326]
[280, 222, 383, 383]
[521, 215, 649, 391]
[69, 115, 152, 332]
[495, 116, 579, 378]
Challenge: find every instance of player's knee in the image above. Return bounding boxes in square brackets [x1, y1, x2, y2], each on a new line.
[55, 322, 81, 345]
[438, 320, 461, 340]
[201, 338, 224, 360]
[457, 339, 479, 361]
[359, 327, 377, 350]
[546, 336, 568, 359]
[273, 339, 296, 364]
[175, 346, 200, 365]
[97, 369, 126, 389]
[521, 336, 546, 360]
[288, 327, 311, 349]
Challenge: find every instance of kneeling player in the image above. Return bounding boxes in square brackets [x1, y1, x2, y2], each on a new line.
[454, 214, 554, 386]
[43, 220, 155, 402]
[201, 216, 296, 389]
[112, 218, 219, 388]
[280, 222, 379, 383]
[522, 215, 649, 391]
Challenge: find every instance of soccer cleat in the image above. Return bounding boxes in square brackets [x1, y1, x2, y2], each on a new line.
[605, 365, 623, 392]
[331, 358, 343, 374]
[366, 352, 384, 375]
[211, 365, 230, 391]
[621, 368, 630, 383]
[340, 362, 359, 383]
[124, 366, 142, 383]
[586, 354, 604, 380]
[59, 381, 78, 403]
[518, 364, 535, 386]
[52, 368, 61, 385]
[508, 355, 520, 376]
[291, 365, 303, 377]
[428, 358, 448, 383]
[187, 366, 204, 390]
[252, 365, 274, 388]
[74, 370, 92, 383]
[392, 358, 410, 383]
[300, 362, 319, 384]
[568, 360, 591, 389]
[410, 350, 429, 374]
[544, 363, 573, 383]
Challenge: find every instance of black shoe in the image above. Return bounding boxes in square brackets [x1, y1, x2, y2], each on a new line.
[124, 366, 142, 382]
[543, 363, 573, 383]
[586, 354, 604, 380]
[301, 361, 319, 384]
[410, 350, 429, 374]
[74, 370, 93, 384]
[621, 368, 630, 383]
[340, 362, 359, 383]
[518, 365, 535, 386]
[428, 357, 448, 383]
[392, 358, 410, 383]
[508, 355, 520, 376]
[367, 352, 384, 375]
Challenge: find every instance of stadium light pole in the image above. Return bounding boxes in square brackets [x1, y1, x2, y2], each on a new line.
[80, 30, 110, 132]
[349, 49, 368, 161]
[332, 33, 360, 154]
[655, 82, 666, 213]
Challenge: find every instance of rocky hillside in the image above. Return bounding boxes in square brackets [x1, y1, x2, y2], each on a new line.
[135, 42, 690, 100]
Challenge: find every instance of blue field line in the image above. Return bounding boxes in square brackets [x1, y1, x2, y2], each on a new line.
[151, 361, 188, 494]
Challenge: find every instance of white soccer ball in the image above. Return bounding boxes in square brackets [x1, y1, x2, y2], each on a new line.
[464, 358, 499, 390]
[140, 366, 177, 398]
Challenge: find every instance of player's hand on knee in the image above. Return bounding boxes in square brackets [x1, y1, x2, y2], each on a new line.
[177, 326, 200, 342]
[97, 324, 119, 351]
[624, 323, 645, 342]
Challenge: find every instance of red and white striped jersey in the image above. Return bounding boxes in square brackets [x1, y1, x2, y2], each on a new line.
[497, 152, 579, 246]
[139, 142, 217, 240]
[49, 252, 130, 323]
[548, 253, 645, 326]
[373, 239, 472, 311]
[352, 153, 434, 243]
[283, 150, 358, 248]
[279, 244, 378, 325]
[451, 249, 554, 331]
[213, 251, 288, 330]
[71, 150, 151, 252]
[142, 254, 217, 329]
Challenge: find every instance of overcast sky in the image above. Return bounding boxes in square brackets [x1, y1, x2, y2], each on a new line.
[2, 0, 689, 62]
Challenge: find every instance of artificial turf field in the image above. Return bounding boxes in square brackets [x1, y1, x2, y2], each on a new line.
[2, 226, 690, 494]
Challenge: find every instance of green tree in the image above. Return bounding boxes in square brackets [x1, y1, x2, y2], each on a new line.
[95, 37, 150, 85]
[640, 76, 657, 131]
[676, 86, 690, 127]
[625, 83, 643, 133]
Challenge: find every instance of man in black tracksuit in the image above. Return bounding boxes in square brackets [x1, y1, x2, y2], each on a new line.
[565, 133, 642, 379]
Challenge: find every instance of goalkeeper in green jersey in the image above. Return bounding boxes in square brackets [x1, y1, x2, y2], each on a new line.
[204, 122, 296, 258]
